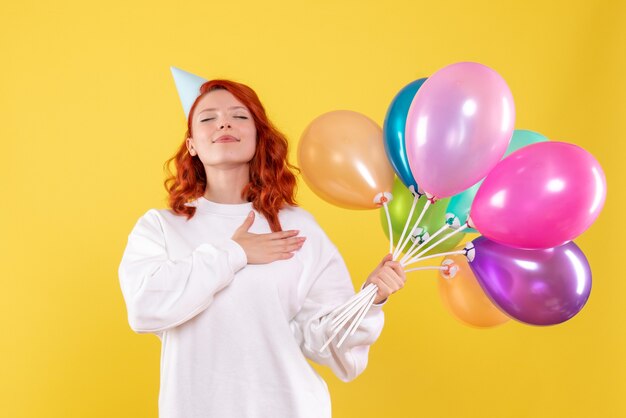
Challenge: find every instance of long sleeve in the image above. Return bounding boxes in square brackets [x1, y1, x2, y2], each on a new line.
[289, 245, 385, 383]
[118, 209, 247, 334]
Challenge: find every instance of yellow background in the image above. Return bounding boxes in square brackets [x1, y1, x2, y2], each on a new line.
[2, 0, 624, 416]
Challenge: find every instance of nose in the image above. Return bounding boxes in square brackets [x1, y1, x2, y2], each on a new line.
[218, 122, 231, 130]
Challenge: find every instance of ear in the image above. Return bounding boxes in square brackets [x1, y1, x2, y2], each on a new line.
[186, 137, 196, 155]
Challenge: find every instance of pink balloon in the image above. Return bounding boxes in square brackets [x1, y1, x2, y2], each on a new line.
[405, 62, 515, 199]
[470, 141, 607, 249]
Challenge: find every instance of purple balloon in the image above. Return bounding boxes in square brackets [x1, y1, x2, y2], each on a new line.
[405, 62, 515, 199]
[470, 141, 607, 249]
[467, 236, 592, 326]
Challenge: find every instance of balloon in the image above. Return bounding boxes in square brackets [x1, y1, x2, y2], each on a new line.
[468, 236, 592, 326]
[445, 182, 482, 234]
[470, 141, 607, 249]
[298, 110, 394, 209]
[405, 62, 515, 199]
[380, 178, 464, 254]
[438, 253, 510, 328]
[505, 129, 547, 149]
[446, 129, 548, 233]
[383, 78, 427, 192]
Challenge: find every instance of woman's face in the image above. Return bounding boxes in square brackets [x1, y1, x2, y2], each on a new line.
[187, 89, 257, 168]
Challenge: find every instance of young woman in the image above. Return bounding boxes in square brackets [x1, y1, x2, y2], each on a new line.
[118, 79, 406, 418]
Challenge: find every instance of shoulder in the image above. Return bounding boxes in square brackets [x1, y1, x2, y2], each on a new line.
[125, 208, 164, 236]
[279, 205, 324, 234]
[279, 205, 340, 257]
[279, 205, 316, 221]
[130, 207, 184, 232]
[145, 204, 206, 223]
[139, 207, 170, 224]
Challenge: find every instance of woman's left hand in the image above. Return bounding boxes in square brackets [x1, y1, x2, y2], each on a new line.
[364, 254, 407, 304]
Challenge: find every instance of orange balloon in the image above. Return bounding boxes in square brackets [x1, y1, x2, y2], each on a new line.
[438, 253, 510, 328]
[298, 110, 394, 209]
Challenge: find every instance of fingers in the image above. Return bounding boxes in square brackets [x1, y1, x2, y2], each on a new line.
[234, 223, 307, 264]
[373, 276, 393, 299]
[269, 230, 300, 240]
[379, 269, 404, 291]
[259, 230, 304, 246]
[248, 229, 300, 241]
[370, 267, 405, 300]
[263, 234, 305, 249]
[277, 252, 296, 260]
[264, 242, 303, 262]
[250, 232, 307, 264]
[379, 253, 393, 266]
[267, 235, 306, 261]
[384, 260, 405, 279]
[273, 236, 306, 252]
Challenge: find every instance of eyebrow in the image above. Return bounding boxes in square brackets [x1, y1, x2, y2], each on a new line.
[198, 106, 248, 114]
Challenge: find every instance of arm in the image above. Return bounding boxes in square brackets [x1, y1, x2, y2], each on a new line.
[290, 246, 385, 383]
[118, 209, 247, 334]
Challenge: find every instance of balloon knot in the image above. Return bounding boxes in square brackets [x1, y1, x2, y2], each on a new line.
[373, 192, 393, 206]
[441, 259, 458, 279]
[463, 242, 476, 262]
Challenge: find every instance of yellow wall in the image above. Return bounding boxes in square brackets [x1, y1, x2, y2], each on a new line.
[2, 0, 624, 416]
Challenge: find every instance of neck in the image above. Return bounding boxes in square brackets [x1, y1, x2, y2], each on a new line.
[203, 164, 251, 204]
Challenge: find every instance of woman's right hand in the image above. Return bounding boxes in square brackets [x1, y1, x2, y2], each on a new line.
[231, 211, 306, 264]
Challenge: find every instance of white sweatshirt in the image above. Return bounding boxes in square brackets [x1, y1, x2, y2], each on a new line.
[118, 197, 386, 418]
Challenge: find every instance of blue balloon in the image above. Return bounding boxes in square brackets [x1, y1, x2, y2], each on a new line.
[383, 78, 427, 195]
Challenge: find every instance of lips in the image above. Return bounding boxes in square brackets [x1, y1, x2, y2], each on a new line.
[213, 135, 240, 143]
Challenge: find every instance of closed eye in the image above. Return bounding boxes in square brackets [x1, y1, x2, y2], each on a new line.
[234, 116, 248, 119]
[200, 118, 215, 122]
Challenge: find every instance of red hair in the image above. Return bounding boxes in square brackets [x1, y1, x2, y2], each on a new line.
[163, 80, 299, 232]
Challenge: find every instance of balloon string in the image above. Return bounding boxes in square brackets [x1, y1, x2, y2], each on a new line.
[382, 202, 394, 255]
[392, 193, 419, 260]
[322, 285, 378, 352]
[327, 262, 451, 352]
[336, 263, 448, 347]
[393, 199, 431, 261]
[402, 224, 469, 267]
[330, 284, 377, 328]
[347, 290, 378, 337]
[403, 250, 466, 268]
[400, 223, 448, 265]
[404, 265, 449, 273]
[337, 291, 377, 348]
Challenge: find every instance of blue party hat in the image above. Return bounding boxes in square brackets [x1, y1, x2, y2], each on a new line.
[170, 66, 208, 119]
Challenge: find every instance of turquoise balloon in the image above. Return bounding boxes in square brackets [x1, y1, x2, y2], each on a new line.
[505, 129, 548, 151]
[446, 182, 482, 233]
[446, 129, 548, 233]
